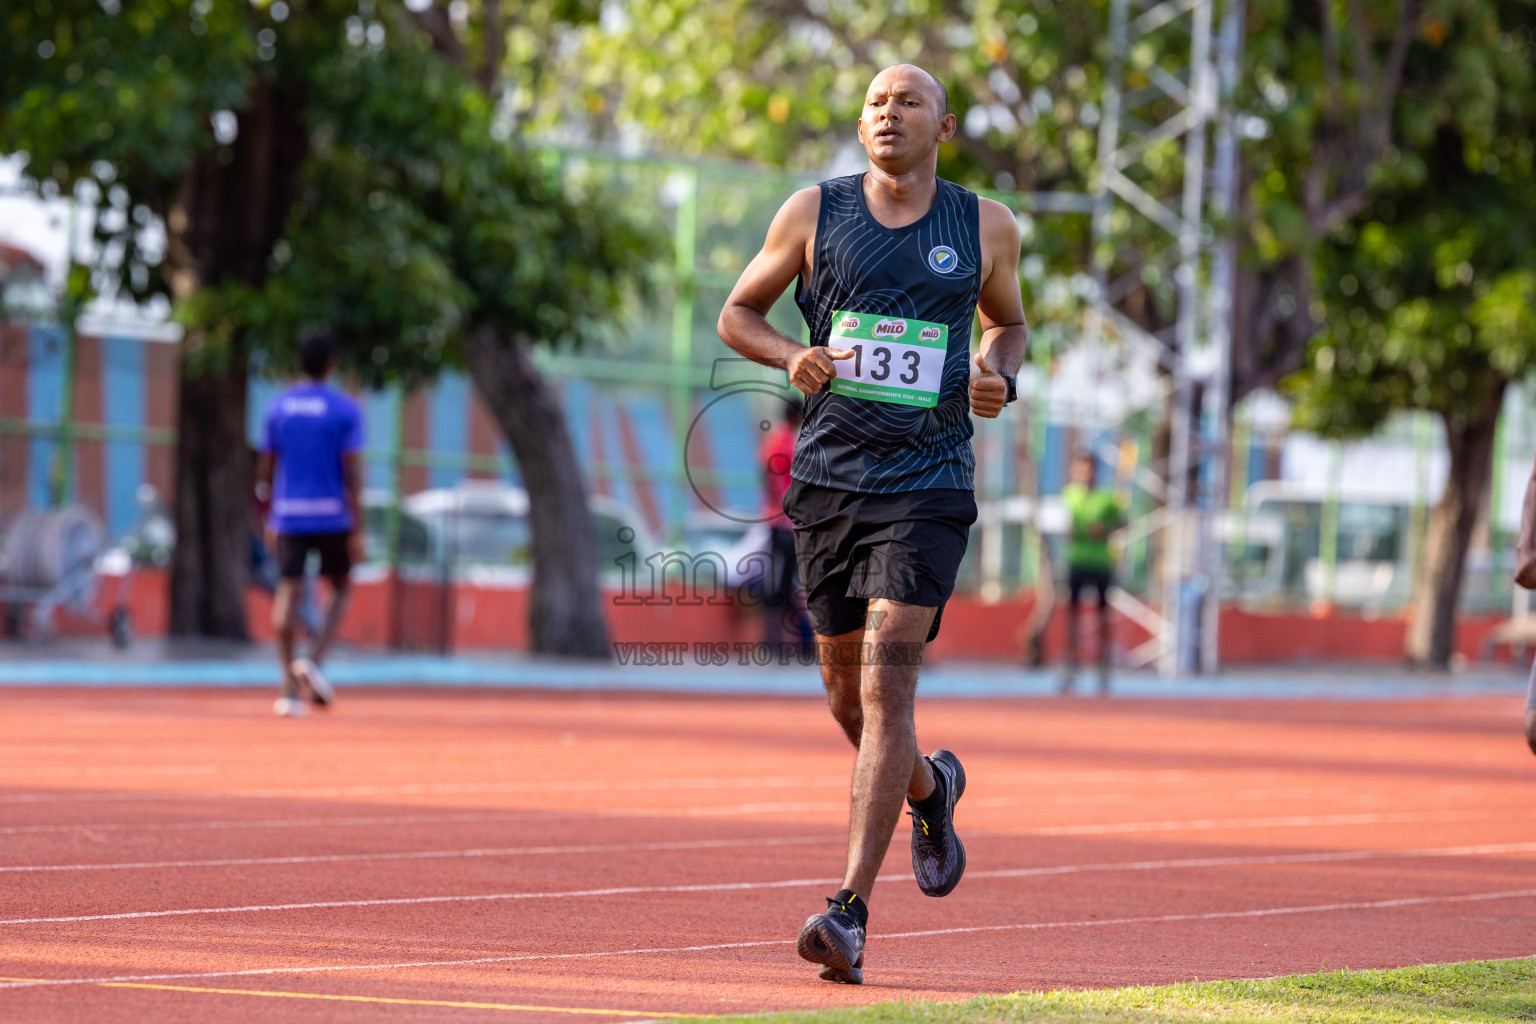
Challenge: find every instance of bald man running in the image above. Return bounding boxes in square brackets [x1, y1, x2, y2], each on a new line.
[719, 64, 1029, 984]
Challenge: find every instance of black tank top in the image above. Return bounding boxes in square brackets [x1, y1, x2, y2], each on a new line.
[791, 173, 982, 493]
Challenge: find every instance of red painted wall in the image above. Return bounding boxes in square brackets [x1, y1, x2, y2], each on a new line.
[46, 569, 1523, 669]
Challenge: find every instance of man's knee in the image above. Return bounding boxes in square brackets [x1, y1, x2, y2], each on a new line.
[821, 662, 862, 744]
[829, 697, 862, 746]
[859, 667, 918, 726]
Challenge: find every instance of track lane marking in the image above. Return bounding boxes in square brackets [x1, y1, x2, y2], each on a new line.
[0, 811, 568, 837]
[0, 773, 832, 794]
[7, 836, 1534, 876]
[0, 876, 849, 925]
[0, 976, 705, 1015]
[4, 887, 1535, 991]
[0, 767, 1292, 801]
[0, 806, 1496, 838]
[969, 809, 1494, 836]
[0, 836, 840, 873]
[8, 839, 1536, 925]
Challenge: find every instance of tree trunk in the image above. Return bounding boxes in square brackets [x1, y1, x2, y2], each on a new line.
[464, 325, 612, 659]
[164, 76, 309, 638]
[170, 365, 254, 637]
[1404, 383, 1507, 668]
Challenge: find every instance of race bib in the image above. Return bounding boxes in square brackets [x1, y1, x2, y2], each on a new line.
[825, 311, 947, 408]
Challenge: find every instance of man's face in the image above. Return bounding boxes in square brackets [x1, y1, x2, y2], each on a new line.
[1070, 458, 1095, 487]
[857, 66, 955, 171]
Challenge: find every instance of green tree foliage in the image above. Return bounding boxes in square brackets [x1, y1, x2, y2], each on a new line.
[509, 0, 1112, 321]
[2, 0, 656, 652]
[187, 27, 655, 388]
[1282, 0, 1535, 664]
[508, 0, 1453, 392]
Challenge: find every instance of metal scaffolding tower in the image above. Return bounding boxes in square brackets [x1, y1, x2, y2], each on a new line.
[1084, 0, 1246, 674]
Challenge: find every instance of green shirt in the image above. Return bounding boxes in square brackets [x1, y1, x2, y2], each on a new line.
[1062, 483, 1123, 571]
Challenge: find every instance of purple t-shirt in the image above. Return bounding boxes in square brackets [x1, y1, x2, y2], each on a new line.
[262, 382, 363, 536]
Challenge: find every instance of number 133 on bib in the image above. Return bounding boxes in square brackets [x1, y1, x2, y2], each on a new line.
[826, 311, 947, 409]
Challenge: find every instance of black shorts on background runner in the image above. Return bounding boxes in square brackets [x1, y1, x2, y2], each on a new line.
[277, 532, 352, 582]
[784, 479, 976, 642]
[1067, 566, 1112, 608]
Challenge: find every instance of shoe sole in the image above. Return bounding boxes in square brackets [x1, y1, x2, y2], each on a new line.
[919, 749, 967, 897]
[817, 956, 863, 985]
[797, 917, 863, 985]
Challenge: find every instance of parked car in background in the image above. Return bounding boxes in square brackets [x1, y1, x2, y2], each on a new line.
[361, 481, 655, 586]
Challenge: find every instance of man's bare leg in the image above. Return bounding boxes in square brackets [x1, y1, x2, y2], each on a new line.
[837, 599, 936, 902]
[1096, 596, 1113, 694]
[309, 579, 352, 666]
[820, 624, 935, 802]
[272, 579, 303, 699]
[1060, 596, 1079, 694]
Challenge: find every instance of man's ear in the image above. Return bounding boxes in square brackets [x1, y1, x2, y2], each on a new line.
[936, 112, 958, 143]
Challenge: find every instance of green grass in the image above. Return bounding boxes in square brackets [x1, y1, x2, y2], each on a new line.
[727, 958, 1536, 1024]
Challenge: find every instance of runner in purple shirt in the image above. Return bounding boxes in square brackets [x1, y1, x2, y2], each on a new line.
[256, 331, 363, 717]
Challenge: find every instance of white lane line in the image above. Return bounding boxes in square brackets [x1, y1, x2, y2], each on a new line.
[0, 765, 222, 779]
[12, 837, 1536, 925]
[0, 876, 848, 926]
[0, 806, 1497, 839]
[4, 887, 1534, 991]
[964, 841, 1536, 880]
[9, 835, 1536, 878]
[0, 768, 1470, 805]
[0, 774, 835, 799]
[970, 809, 1494, 837]
[0, 812, 560, 837]
[0, 835, 840, 874]
[874, 887, 1536, 942]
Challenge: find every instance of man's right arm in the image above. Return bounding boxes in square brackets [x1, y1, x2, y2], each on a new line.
[717, 186, 853, 396]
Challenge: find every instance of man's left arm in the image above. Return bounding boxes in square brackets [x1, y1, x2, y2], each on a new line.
[969, 197, 1030, 419]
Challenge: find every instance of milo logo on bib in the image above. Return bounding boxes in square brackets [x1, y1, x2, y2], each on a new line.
[826, 309, 947, 409]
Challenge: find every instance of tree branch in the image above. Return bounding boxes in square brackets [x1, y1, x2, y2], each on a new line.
[480, 0, 503, 97]
[1373, 0, 1423, 148]
[1318, 0, 1344, 122]
[1344, 0, 1377, 136]
[410, 4, 466, 67]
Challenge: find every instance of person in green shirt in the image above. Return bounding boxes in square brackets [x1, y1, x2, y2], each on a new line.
[1059, 451, 1125, 694]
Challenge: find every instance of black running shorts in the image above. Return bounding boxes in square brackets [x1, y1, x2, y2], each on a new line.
[783, 479, 976, 642]
[1067, 566, 1112, 609]
[277, 531, 352, 583]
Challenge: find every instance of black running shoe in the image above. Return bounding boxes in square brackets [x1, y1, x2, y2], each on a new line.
[909, 749, 966, 897]
[797, 896, 865, 984]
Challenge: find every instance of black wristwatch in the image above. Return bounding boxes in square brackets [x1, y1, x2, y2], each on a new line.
[1001, 372, 1018, 406]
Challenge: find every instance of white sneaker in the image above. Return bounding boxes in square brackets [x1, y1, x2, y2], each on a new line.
[273, 696, 308, 717]
[291, 658, 335, 708]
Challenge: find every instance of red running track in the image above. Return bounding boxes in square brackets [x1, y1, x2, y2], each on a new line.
[0, 686, 1533, 1022]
